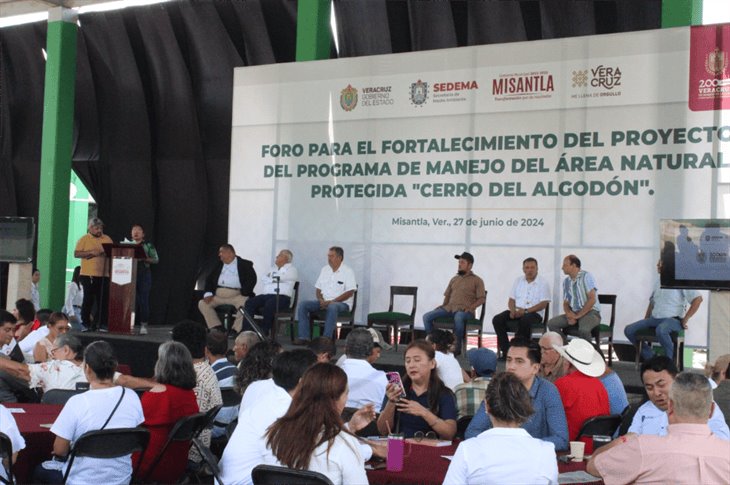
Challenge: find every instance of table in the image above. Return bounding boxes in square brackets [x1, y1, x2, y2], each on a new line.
[5, 403, 62, 484]
[366, 441, 602, 485]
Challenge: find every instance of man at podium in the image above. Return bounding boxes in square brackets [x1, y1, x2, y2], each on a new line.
[73, 218, 112, 331]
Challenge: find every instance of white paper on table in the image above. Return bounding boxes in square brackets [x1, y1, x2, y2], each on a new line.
[111, 257, 133, 285]
[558, 471, 602, 483]
[7, 408, 25, 413]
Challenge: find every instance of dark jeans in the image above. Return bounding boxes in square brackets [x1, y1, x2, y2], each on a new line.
[243, 293, 291, 336]
[80, 275, 109, 330]
[492, 310, 542, 355]
[135, 268, 152, 323]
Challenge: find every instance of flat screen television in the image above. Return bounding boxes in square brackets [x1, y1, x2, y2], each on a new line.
[0, 217, 35, 263]
[660, 218, 730, 291]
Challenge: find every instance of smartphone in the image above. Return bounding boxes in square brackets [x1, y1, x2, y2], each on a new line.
[386, 371, 407, 397]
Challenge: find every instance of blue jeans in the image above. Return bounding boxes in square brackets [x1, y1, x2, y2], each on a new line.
[136, 269, 152, 323]
[297, 300, 349, 340]
[624, 316, 683, 361]
[422, 307, 473, 351]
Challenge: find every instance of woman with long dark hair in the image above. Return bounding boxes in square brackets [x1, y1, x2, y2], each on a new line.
[134, 341, 199, 483]
[377, 339, 457, 439]
[444, 372, 558, 484]
[236, 339, 282, 395]
[264, 363, 367, 485]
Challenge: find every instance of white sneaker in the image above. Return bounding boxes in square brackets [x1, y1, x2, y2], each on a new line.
[139, 324, 148, 335]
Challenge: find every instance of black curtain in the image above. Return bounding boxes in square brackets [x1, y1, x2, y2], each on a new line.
[0, 0, 660, 319]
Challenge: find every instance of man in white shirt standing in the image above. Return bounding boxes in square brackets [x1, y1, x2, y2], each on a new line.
[492, 257, 551, 359]
[629, 355, 729, 440]
[338, 328, 387, 410]
[293, 246, 356, 343]
[198, 244, 257, 334]
[243, 249, 298, 338]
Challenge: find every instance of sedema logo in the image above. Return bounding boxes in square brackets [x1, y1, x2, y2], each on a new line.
[340, 84, 358, 111]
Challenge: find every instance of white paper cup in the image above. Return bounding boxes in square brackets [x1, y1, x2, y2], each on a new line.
[569, 441, 585, 462]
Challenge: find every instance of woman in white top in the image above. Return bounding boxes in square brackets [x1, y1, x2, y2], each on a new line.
[63, 267, 85, 331]
[444, 372, 558, 485]
[427, 329, 469, 391]
[0, 404, 26, 483]
[265, 363, 367, 485]
[37, 341, 144, 485]
[33, 312, 70, 363]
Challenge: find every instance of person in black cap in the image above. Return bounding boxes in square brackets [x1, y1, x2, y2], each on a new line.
[422, 252, 485, 356]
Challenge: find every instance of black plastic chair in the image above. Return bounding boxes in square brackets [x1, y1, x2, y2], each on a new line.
[141, 412, 209, 483]
[62, 427, 150, 484]
[0, 432, 14, 485]
[455, 415, 473, 440]
[40, 388, 86, 405]
[219, 387, 241, 408]
[576, 414, 623, 440]
[367, 286, 418, 350]
[251, 464, 334, 485]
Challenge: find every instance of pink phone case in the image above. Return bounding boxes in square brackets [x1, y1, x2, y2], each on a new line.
[386, 371, 407, 397]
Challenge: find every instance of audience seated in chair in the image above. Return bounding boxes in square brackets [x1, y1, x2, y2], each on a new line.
[134, 341, 199, 483]
[171, 320, 223, 465]
[444, 372, 559, 485]
[454, 347, 497, 420]
[34, 341, 144, 484]
[0, 403, 25, 483]
[465, 338, 568, 451]
[32, 312, 70, 364]
[336, 328, 387, 410]
[553, 338, 610, 441]
[427, 329, 468, 392]
[538, 331, 569, 383]
[206, 329, 239, 438]
[588, 372, 730, 483]
[629, 356, 729, 440]
[263, 364, 371, 485]
[238, 340, 283, 409]
[707, 354, 730, 428]
[233, 331, 261, 368]
[308, 337, 337, 363]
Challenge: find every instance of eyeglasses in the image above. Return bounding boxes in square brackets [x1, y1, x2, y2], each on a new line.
[50, 347, 62, 355]
[413, 431, 437, 442]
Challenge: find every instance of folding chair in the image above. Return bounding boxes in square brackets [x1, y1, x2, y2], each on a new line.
[40, 388, 86, 405]
[251, 464, 334, 485]
[310, 287, 358, 340]
[141, 412, 209, 483]
[367, 286, 418, 350]
[62, 427, 150, 484]
[576, 414, 622, 440]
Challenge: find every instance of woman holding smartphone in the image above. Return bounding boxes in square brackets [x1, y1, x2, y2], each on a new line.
[377, 339, 457, 439]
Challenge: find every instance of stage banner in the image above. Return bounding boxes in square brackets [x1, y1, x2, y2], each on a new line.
[230, 24, 730, 347]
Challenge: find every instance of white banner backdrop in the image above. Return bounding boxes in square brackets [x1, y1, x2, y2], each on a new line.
[230, 25, 730, 347]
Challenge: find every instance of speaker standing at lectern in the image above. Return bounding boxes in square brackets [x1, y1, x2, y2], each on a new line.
[74, 218, 112, 331]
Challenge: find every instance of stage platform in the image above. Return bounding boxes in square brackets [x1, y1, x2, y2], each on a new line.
[76, 325, 650, 400]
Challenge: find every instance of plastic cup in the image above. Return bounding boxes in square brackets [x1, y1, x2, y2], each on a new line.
[569, 440, 585, 462]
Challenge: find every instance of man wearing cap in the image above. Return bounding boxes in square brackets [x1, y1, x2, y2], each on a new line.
[453, 348, 497, 419]
[629, 356, 728, 440]
[243, 249, 298, 338]
[294, 246, 357, 344]
[422, 252, 486, 356]
[74, 217, 113, 330]
[493, 257, 551, 359]
[199, 244, 257, 334]
[465, 338, 569, 451]
[587, 372, 730, 484]
[624, 259, 702, 363]
[548, 254, 601, 342]
[553, 338, 610, 440]
[338, 328, 388, 410]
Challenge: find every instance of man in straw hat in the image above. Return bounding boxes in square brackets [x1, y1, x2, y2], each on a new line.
[553, 338, 609, 440]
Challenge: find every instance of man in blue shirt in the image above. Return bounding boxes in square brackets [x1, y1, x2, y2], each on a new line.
[624, 260, 702, 362]
[465, 338, 569, 451]
[548, 254, 601, 341]
[629, 356, 728, 440]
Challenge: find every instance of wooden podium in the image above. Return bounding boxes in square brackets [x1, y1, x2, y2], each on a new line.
[103, 243, 147, 334]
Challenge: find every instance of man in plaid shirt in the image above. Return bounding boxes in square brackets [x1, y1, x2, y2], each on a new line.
[454, 347, 497, 419]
